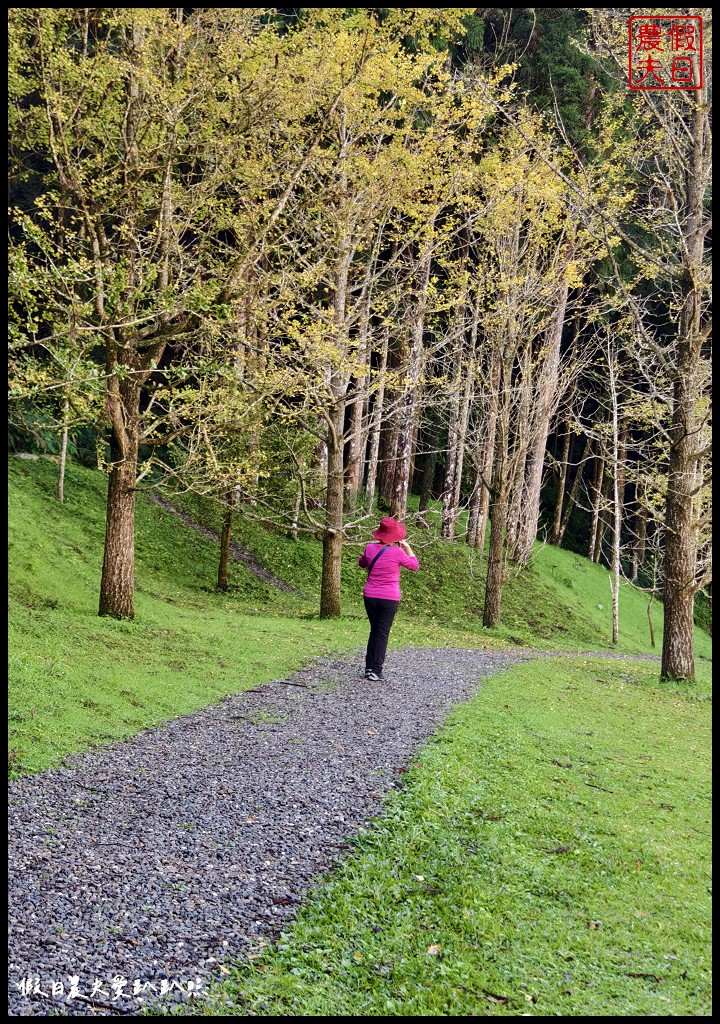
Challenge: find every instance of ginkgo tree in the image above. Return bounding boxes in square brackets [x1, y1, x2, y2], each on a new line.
[451, 114, 592, 626]
[585, 9, 712, 680]
[243, 8, 495, 617]
[9, 8, 302, 618]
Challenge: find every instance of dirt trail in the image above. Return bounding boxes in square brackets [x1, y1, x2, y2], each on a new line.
[147, 493, 304, 596]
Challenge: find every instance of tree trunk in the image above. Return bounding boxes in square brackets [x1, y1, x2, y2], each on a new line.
[314, 439, 328, 483]
[390, 424, 410, 519]
[588, 450, 605, 562]
[661, 355, 698, 679]
[472, 466, 492, 554]
[608, 351, 621, 646]
[505, 445, 527, 558]
[289, 486, 301, 541]
[468, 347, 501, 551]
[551, 430, 572, 545]
[417, 418, 439, 515]
[58, 393, 70, 503]
[440, 455, 458, 538]
[610, 421, 628, 633]
[555, 436, 587, 547]
[660, 88, 706, 682]
[390, 251, 431, 520]
[320, 135, 351, 620]
[406, 400, 423, 497]
[593, 473, 610, 565]
[345, 320, 371, 504]
[440, 346, 463, 539]
[466, 474, 482, 546]
[441, 333, 474, 540]
[483, 376, 509, 627]
[217, 494, 233, 591]
[511, 282, 569, 565]
[633, 483, 647, 580]
[364, 328, 389, 506]
[504, 340, 532, 558]
[450, 368, 472, 535]
[320, 410, 345, 618]
[611, 523, 620, 645]
[377, 376, 399, 509]
[99, 415, 139, 619]
[345, 390, 366, 506]
[483, 484, 506, 627]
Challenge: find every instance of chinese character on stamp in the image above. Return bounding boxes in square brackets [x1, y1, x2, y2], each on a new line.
[629, 15, 703, 90]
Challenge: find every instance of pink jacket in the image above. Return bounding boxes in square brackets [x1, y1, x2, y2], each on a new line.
[358, 543, 419, 601]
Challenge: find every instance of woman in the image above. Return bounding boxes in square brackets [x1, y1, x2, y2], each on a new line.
[358, 517, 419, 681]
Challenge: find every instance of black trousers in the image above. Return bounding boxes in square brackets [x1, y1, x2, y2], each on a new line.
[363, 596, 400, 676]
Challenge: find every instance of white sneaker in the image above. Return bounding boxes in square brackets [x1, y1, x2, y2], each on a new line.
[364, 670, 380, 682]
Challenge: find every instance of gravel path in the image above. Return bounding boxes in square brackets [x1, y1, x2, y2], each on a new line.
[8, 646, 527, 1017]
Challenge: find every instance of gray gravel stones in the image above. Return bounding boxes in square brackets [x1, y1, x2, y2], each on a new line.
[7, 646, 526, 1016]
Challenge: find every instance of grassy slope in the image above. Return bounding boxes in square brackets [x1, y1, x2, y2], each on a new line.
[8, 458, 711, 777]
[168, 486, 712, 659]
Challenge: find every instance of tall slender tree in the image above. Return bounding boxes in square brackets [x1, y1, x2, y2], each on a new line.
[588, 10, 712, 679]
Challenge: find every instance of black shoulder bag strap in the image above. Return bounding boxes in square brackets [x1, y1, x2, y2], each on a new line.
[367, 544, 390, 575]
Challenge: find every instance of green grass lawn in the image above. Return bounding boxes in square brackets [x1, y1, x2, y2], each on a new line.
[186, 657, 712, 1017]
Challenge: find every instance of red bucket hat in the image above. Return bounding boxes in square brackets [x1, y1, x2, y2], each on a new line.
[372, 517, 407, 543]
